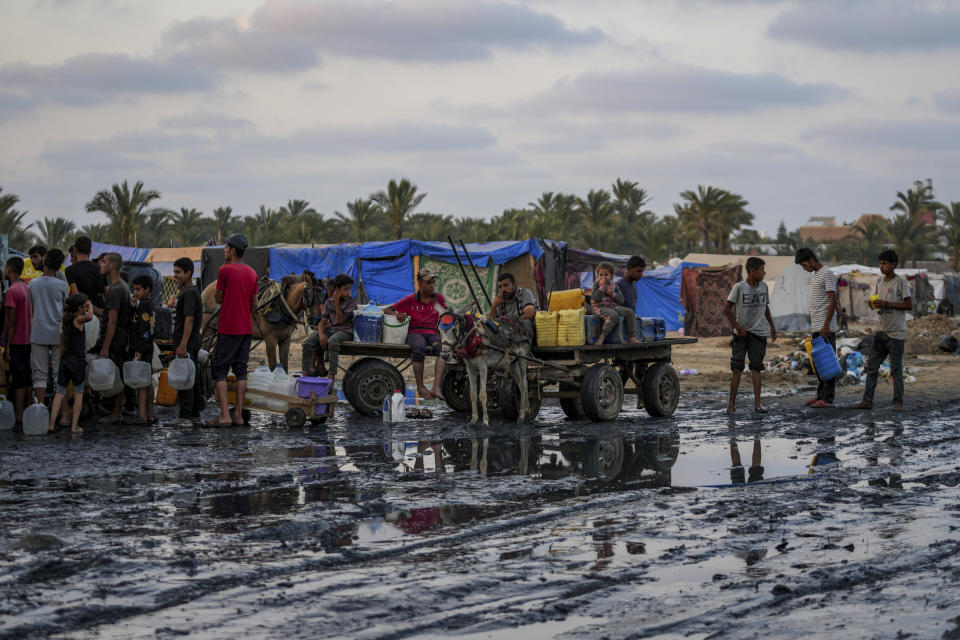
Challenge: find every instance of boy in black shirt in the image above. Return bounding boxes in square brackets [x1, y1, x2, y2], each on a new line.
[129, 275, 155, 425]
[172, 258, 203, 426]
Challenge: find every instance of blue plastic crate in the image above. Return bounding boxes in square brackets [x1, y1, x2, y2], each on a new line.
[638, 317, 666, 341]
[584, 314, 624, 344]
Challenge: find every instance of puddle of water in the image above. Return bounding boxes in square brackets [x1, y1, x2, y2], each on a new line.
[416, 615, 605, 640]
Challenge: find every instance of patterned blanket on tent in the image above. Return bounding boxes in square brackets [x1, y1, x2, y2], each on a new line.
[420, 257, 497, 311]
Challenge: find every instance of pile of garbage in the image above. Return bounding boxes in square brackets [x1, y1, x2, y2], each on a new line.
[764, 336, 918, 386]
[906, 314, 960, 354]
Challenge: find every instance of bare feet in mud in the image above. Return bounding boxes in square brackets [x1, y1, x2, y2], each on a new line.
[754, 405, 768, 413]
[417, 385, 434, 400]
[628, 337, 641, 344]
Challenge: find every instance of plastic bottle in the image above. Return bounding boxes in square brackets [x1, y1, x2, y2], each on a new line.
[382, 395, 392, 423]
[123, 360, 153, 389]
[267, 366, 295, 411]
[390, 390, 405, 423]
[88, 358, 117, 391]
[23, 402, 50, 436]
[167, 357, 196, 391]
[0, 395, 15, 430]
[246, 364, 272, 404]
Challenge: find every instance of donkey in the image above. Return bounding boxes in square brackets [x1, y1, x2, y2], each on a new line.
[201, 271, 325, 372]
[439, 311, 531, 426]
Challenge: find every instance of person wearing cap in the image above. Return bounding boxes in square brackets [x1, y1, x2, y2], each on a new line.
[208, 234, 258, 427]
[383, 268, 447, 400]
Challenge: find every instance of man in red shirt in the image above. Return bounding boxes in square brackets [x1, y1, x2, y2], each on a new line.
[3, 257, 33, 424]
[383, 268, 447, 400]
[208, 234, 258, 427]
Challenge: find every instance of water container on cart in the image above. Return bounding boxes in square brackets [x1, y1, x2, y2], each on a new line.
[23, 401, 50, 435]
[295, 376, 333, 416]
[267, 366, 296, 411]
[382, 314, 410, 345]
[639, 317, 666, 342]
[123, 360, 153, 389]
[354, 303, 384, 343]
[556, 309, 585, 346]
[168, 357, 196, 391]
[247, 365, 273, 404]
[0, 395, 15, 430]
[535, 311, 559, 346]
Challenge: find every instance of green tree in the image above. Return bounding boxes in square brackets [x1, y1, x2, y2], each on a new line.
[611, 178, 653, 229]
[333, 199, 385, 243]
[407, 213, 455, 241]
[636, 217, 674, 263]
[80, 223, 112, 242]
[675, 185, 752, 252]
[84, 180, 169, 246]
[0, 187, 35, 249]
[34, 217, 76, 249]
[890, 188, 933, 221]
[210, 206, 235, 243]
[169, 208, 206, 247]
[850, 217, 888, 266]
[370, 178, 426, 239]
[576, 189, 616, 250]
[490, 208, 529, 240]
[935, 201, 960, 270]
[279, 199, 324, 243]
[453, 216, 491, 243]
[242, 205, 286, 245]
[884, 213, 936, 264]
[527, 192, 577, 239]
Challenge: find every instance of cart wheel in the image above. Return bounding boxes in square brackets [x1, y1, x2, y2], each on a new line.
[499, 378, 541, 422]
[440, 369, 469, 413]
[285, 407, 307, 428]
[582, 437, 625, 481]
[343, 358, 405, 417]
[641, 362, 680, 417]
[559, 381, 583, 418]
[580, 364, 624, 422]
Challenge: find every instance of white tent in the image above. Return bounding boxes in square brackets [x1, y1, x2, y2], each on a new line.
[770, 263, 812, 331]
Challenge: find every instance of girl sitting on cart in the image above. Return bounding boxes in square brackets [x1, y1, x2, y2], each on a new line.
[591, 263, 640, 346]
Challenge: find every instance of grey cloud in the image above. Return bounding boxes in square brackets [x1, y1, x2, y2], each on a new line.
[0, 91, 40, 121]
[803, 119, 960, 150]
[769, 1, 960, 52]
[159, 111, 254, 130]
[164, 0, 603, 70]
[0, 53, 218, 106]
[283, 122, 497, 153]
[522, 65, 846, 114]
[934, 89, 960, 114]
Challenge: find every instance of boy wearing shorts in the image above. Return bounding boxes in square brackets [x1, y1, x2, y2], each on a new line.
[723, 257, 777, 414]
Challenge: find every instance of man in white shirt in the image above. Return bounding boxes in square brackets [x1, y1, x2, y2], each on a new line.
[795, 248, 839, 408]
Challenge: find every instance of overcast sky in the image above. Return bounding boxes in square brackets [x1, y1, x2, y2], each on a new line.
[2, 0, 959, 237]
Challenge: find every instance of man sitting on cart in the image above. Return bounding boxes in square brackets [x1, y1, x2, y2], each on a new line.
[383, 268, 447, 400]
[489, 272, 537, 343]
[311, 274, 357, 384]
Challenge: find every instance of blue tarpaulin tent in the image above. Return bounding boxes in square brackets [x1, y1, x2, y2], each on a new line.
[631, 261, 707, 330]
[269, 239, 544, 303]
[89, 242, 150, 263]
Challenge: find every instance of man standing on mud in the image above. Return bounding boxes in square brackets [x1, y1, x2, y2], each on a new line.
[97, 253, 131, 425]
[852, 249, 911, 412]
[795, 248, 838, 408]
[207, 234, 257, 427]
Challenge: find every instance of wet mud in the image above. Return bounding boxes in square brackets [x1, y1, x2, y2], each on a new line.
[2, 387, 960, 639]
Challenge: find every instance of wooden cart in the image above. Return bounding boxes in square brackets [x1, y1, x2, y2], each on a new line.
[335, 338, 697, 422]
[227, 380, 336, 428]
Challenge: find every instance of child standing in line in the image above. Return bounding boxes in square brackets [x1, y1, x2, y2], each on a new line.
[591, 263, 639, 345]
[171, 258, 204, 427]
[723, 257, 777, 414]
[48, 294, 93, 434]
[128, 275, 156, 425]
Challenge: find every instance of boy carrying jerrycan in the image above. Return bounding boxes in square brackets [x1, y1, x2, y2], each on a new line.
[722, 257, 776, 414]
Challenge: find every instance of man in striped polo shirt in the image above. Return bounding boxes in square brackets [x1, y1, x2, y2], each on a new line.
[795, 248, 838, 408]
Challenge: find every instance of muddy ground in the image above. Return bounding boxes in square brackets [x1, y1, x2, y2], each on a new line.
[3, 377, 960, 639]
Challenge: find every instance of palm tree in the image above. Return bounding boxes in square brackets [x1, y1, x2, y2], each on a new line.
[611, 178, 652, 227]
[891, 188, 933, 222]
[333, 199, 384, 243]
[34, 217, 76, 249]
[490, 208, 529, 240]
[243, 205, 286, 245]
[675, 185, 752, 252]
[407, 213, 455, 241]
[849, 217, 888, 265]
[0, 187, 35, 249]
[84, 180, 168, 246]
[884, 213, 936, 264]
[168, 208, 206, 246]
[280, 199, 323, 243]
[453, 216, 491, 244]
[370, 178, 427, 239]
[636, 218, 673, 263]
[576, 189, 616, 251]
[210, 206, 234, 243]
[80, 223, 112, 242]
[935, 201, 960, 270]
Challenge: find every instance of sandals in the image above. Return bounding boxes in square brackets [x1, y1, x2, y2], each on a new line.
[810, 400, 833, 409]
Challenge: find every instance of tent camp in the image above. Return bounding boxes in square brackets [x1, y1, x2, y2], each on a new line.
[632, 261, 707, 330]
[269, 239, 545, 308]
[146, 247, 204, 277]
